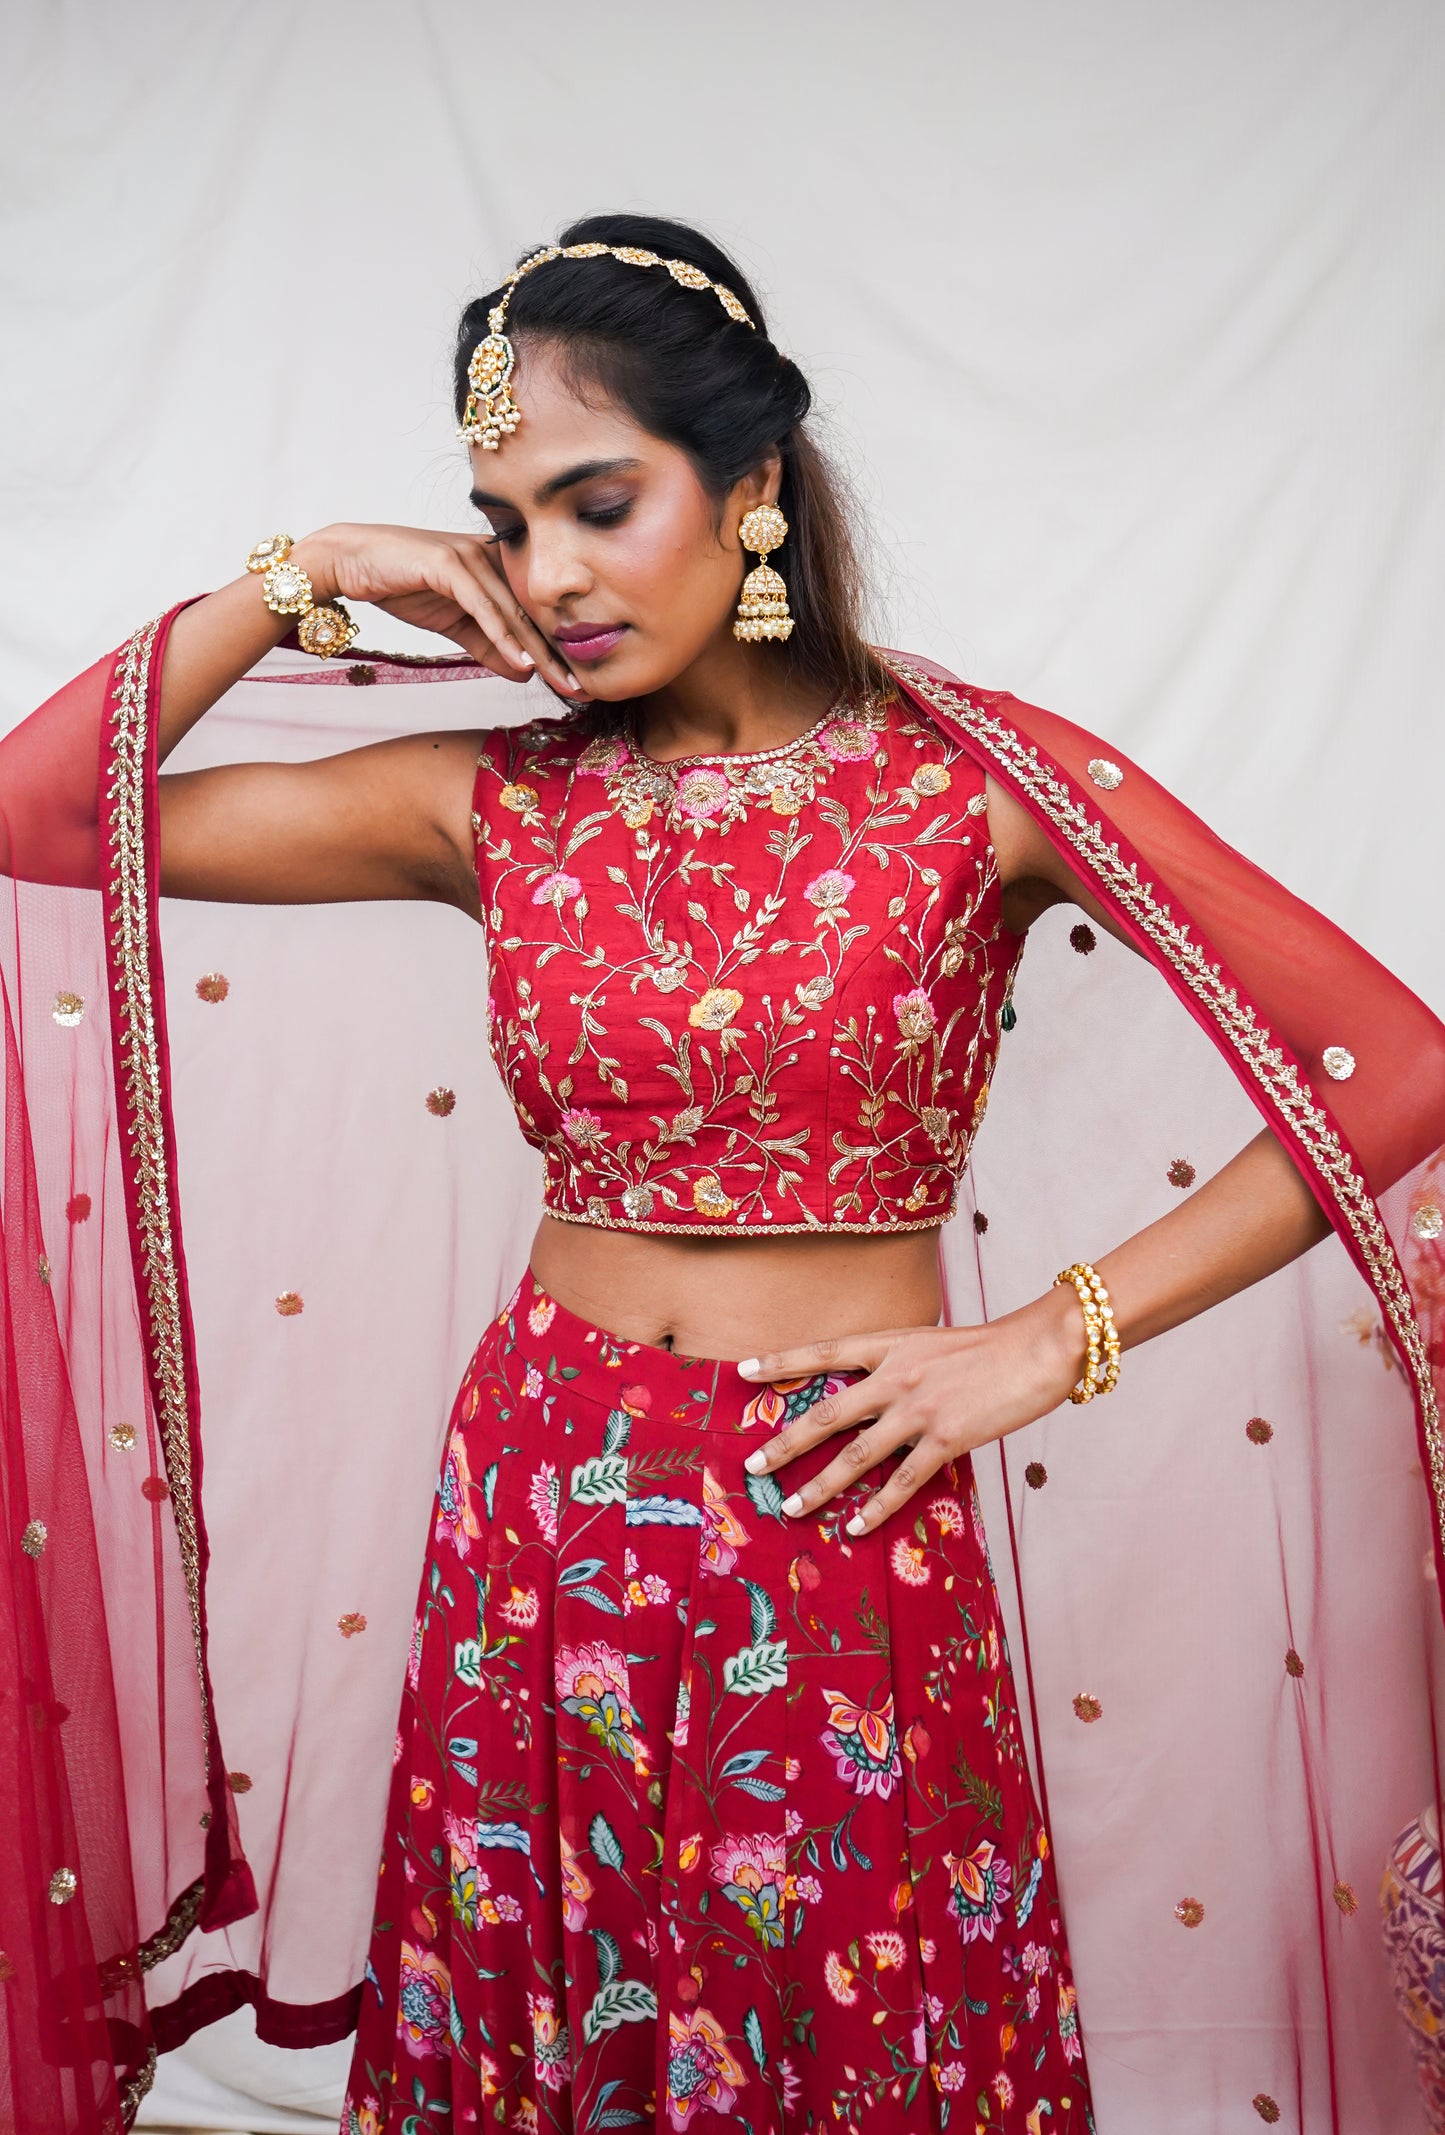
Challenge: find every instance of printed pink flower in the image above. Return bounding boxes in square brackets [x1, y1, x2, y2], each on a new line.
[993, 2072, 1015, 2108]
[780, 2058, 803, 2111]
[927, 1494, 966, 1535]
[805, 868, 855, 911]
[912, 2012, 928, 2066]
[561, 1106, 606, 1147]
[700, 1465, 750, 1574]
[893, 986, 936, 1042]
[937, 2062, 968, 2093]
[943, 1839, 1013, 1943]
[890, 1537, 931, 1586]
[970, 1485, 989, 1554]
[529, 1462, 559, 1545]
[710, 1832, 786, 1891]
[866, 1930, 908, 1970]
[823, 1951, 859, 2006]
[1058, 1978, 1082, 2064]
[398, 1942, 450, 2057]
[527, 1293, 557, 1335]
[528, 1991, 571, 2091]
[820, 1686, 902, 1799]
[500, 1583, 540, 1629]
[523, 1362, 544, 1400]
[435, 1429, 482, 1561]
[555, 1642, 631, 1705]
[665, 2005, 748, 2129]
[350, 2097, 384, 2135]
[793, 1873, 823, 1904]
[558, 1830, 593, 1932]
[531, 870, 582, 906]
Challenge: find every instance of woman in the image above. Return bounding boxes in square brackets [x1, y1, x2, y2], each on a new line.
[3, 215, 1444, 2134]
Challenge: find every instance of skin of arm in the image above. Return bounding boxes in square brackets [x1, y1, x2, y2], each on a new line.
[736, 773, 1333, 1535]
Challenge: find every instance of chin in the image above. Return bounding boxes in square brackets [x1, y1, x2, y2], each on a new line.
[569, 638, 680, 701]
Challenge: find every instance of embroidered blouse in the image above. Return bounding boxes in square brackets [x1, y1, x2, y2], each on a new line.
[471, 687, 1023, 1234]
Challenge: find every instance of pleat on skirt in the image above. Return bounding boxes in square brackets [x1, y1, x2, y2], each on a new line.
[343, 1273, 1092, 2134]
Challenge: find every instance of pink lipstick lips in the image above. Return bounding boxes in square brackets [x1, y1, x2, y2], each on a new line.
[552, 622, 628, 664]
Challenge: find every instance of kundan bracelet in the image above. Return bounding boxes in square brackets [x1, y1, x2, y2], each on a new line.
[1054, 1261, 1121, 1403]
[246, 534, 359, 659]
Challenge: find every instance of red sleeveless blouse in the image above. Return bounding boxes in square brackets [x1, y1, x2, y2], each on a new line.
[471, 687, 1023, 1233]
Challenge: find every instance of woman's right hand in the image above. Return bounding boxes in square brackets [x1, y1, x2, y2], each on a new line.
[293, 522, 582, 698]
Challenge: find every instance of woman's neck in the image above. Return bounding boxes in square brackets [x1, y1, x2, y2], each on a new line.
[627, 631, 835, 763]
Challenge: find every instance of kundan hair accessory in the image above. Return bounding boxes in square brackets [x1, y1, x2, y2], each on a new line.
[732, 504, 794, 643]
[459, 242, 756, 451]
[246, 536, 359, 660]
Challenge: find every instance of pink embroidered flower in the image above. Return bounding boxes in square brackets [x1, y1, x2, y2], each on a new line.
[675, 767, 731, 821]
[398, 1943, 450, 2057]
[893, 986, 936, 1041]
[576, 736, 630, 777]
[528, 1462, 559, 1544]
[890, 1537, 931, 1586]
[665, 2005, 748, 2128]
[500, 1584, 540, 1629]
[528, 1991, 571, 2091]
[943, 1839, 1013, 1943]
[531, 870, 582, 906]
[819, 717, 878, 763]
[823, 1951, 859, 2005]
[561, 1106, 605, 1147]
[527, 1293, 557, 1335]
[820, 1686, 902, 1799]
[805, 868, 855, 911]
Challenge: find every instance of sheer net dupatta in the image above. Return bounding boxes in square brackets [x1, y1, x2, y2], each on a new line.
[889, 655, 1445, 2130]
[0, 613, 251, 2133]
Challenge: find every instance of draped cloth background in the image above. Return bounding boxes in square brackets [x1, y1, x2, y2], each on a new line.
[3, 3, 1445, 2130]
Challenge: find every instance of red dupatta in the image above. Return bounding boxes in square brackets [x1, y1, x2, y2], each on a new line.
[2, 616, 1442, 2130]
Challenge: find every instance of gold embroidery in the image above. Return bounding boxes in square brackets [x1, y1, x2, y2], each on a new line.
[120, 2046, 158, 2130]
[107, 621, 210, 1751]
[137, 1876, 204, 1971]
[891, 662, 1445, 1564]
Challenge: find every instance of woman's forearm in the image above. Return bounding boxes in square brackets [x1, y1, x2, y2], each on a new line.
[156, 531, 338, 762]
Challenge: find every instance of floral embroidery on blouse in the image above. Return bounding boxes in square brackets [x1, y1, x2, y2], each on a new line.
[472, 691, 1023, 1233]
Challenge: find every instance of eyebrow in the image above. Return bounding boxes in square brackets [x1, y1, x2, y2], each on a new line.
[470, 455, 643, 513]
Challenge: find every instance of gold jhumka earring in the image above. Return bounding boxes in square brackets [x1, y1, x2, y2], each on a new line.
[459, 242, 755, 451]
[732, 504, 794, 643]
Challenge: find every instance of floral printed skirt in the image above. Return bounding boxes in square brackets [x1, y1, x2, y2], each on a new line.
[343, 1273, 1091, 2135]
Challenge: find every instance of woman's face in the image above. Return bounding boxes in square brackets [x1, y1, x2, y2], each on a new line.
[467, 340, 777, 700]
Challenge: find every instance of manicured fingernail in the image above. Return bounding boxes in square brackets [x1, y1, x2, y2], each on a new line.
[515, 650, 534, 669]
[782, 1493, 804, 1517]
[743, 1450, 768, 1475]
[845, 1515, 867, 1537]
[736, 1358, 760, 1378]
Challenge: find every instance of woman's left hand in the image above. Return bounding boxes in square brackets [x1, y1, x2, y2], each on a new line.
[736, 1290, 1085, 1535]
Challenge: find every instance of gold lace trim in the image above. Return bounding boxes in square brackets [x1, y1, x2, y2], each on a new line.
[119, 2046, 158, 2131]
[891, 660, 1445, 1557]
[138, 1875, 205, 1972]
[108, 623, 209, 1740]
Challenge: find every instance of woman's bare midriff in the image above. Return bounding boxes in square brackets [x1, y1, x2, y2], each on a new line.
[528, 1214, 943, 1360]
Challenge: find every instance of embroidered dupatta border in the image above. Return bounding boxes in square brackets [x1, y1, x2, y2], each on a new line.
[890, 661, 1445, 1566]
[102, 616, 252, 2019]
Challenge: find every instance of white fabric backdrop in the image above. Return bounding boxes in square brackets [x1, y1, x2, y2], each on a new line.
[3, 1, 1444, 2127]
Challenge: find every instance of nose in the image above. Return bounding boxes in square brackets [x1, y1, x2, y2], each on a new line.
[523, 523, 592, 614]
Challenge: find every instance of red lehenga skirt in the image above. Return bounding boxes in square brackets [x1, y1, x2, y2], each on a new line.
[343, 1274, 1091, 2135]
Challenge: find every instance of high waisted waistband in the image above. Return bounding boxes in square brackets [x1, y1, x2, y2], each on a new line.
[500, 1266, 849, 1432]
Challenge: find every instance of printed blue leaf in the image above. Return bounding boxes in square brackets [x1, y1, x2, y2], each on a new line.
[846, 1830, 873, 1871]
[603, 1410, 632, 1455]
[745, 1471, 785, 1519]
[591, 1928, 621, 1986]
[741, 1578, 776, 1645]
[474, 1821, 530, 1854]
[733, 1776, 786, 1802]
[569, 1584, 624, 1615]
[589, 1812, 624, 1870]
[625, 1495, 701, 1527]
[829, 1822, 848, 1871]
[558, 1558, 610, 1589]
[744, 2005, 767, 2073]
[482, 1461, 499, 1520]
[719, 1749, 771, 1779]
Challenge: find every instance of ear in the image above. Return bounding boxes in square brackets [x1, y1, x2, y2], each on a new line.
[727, 449, 783, 532]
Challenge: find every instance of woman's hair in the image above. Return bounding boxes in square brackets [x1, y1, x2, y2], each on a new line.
[454, 213, 885, 703]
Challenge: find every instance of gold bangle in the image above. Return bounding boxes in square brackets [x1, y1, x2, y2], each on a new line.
[246, 535, 358, 660]
[1054, 1262, 1121, 1404]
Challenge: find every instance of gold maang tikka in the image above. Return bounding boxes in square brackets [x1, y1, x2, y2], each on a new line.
[459, 243, 755, 451]
[733, 504, 794, 642]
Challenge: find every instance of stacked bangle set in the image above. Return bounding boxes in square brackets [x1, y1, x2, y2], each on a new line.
[1054, 1261, 1121, 1403]
[246, 535, 359, 659]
